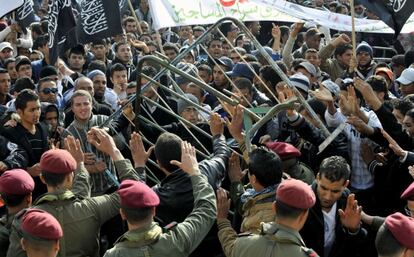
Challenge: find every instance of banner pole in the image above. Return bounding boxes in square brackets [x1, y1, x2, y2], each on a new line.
[350, 0, 357, 71]
[127, 0, 143, 35]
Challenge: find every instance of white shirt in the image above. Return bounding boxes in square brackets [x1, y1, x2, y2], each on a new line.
[323, 202, 337, 257]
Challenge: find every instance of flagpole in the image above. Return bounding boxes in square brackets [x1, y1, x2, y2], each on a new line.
[127, 0, 143, 35]
[350, 0, 357, 72]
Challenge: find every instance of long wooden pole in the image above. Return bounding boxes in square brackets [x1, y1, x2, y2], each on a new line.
[350, 0, 357, 72]
[127, 0, 143, 35]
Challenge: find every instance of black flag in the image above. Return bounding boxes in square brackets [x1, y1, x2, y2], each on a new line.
[77, 0, 123, 43]
[48, 0, 78, 65]
[359, 0, 414, 36]
[16, 0, 37, 28]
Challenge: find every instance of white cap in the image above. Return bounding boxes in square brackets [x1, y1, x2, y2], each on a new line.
[322, 80, 340, 96]
[296, 62, 318, 78]
[290, 73, 310, 93]
[0, 42, 12, 52]
[397, 68, 414, 85]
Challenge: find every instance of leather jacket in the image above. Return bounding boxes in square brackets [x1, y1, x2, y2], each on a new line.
[153, 134, 230, 227]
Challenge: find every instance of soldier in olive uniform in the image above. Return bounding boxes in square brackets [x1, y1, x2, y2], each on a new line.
[0, 169, 34, 256]
[20, 209, 63, 257]
[7, 129, 141, 257]
[104, 141, 217, 257]
[376, 212, 414, 257]
[217, 178, 319, 257]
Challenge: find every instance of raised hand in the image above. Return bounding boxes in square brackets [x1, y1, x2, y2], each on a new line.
[228, 152, 246, 182]
[310, 85, 334, 102]
[130, 132, 154, 168]
[271, 23, 281, 40]
[87, 127, 118, 156]
[216, 188, 231, 220]
[338, 194, 362, 233]
[170, 141, 200, 176]
[210, 112, 225, 136]
[225, 105, 244, 141]
[381, 129, 407, 157]
[64, 136, 84, 163]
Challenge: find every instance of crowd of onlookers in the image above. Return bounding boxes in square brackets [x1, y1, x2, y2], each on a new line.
[1, 0, 414, 256]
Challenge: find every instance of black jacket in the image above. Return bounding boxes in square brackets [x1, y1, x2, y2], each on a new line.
[1, 123, 49, 199]
[0, 135, 28, 170]
[151, 134, 230, 227]
[289, 114, 350, 171]
[300, 183, 367, 257]
[1, 123, 49, 167]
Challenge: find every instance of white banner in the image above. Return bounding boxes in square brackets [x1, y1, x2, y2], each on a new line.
[149, 0, 414, 34]
[0, 0, 24, 18]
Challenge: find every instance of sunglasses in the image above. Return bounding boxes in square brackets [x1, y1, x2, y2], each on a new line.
[41, 87, 58, 94]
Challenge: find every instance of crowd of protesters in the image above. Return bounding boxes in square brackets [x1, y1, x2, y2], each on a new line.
[1, 0, 414, 256]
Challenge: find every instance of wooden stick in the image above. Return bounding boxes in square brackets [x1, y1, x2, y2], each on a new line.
[350, 0, 357, 60]
[127, 0, 143, 35]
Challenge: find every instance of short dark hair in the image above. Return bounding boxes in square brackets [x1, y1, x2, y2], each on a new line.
[122, 207, 153, 224]
[318, 156, 350, 182]
[142, 66, 158, 78]
[38, 77, 56, 91]
[32, 34, 49, 50]
[366, 75, 389, 99]
[110, 63, 127, 78]
[15, 89, 39, 111]
[154, 132, 182, 172]
[1, 193, 28, 207]
[275, 200, 305, 220]
[114, 41, 130, 53]
[334, 44, 353, 58]
[87, 60, 107, 74]
[123, 16, 136, 27]
[375, 224, 405, 257]
[42, 172, 66, 187]
[0, 68, 7, 75]
[233, 77, 253, 94]
[91, 38, 107, 47]
[405, 108, 414, 120]
[197, 64, 212, 75]
[259, 65, 282, 88]
[162, 42, 179, 53]
[206, 37, 223, 48]
[248, 147, 282, 187]
[392, 98, 414, 116]
[14, 77, 36, 93]
[22, 237, 58, 253]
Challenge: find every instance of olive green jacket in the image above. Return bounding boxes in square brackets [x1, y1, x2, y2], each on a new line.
[7, 160, 139, 257]
[218, 220, 318, 257]
[103, 174, 216, 257]
[0, 213, 14, 257]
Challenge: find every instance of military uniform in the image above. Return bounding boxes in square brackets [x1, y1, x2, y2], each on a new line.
[7, 157, 140, 257]
[218, 220, 317, 257]
[0, 214, 13, 256]
[218, 179, 319, 257]
[0, 169, 35, 257]
[104, 174, 216, 257]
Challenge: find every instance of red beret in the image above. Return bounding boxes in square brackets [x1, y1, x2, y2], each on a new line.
[0, 169, 34, 195]
[40, 149, 77, 174]
[22, 209, 63, 240]
[276, 179, 316, 209]
[385, 212, 414, 250]
[118, 180, 160, 209]
[401, 182, 414, 201]
[266, 142, 301, 160]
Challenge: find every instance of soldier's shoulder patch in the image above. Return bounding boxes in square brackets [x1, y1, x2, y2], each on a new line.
[301, 247, 319, 257]
[237, 232, 252, 237]
[163, 221, 177, 232]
